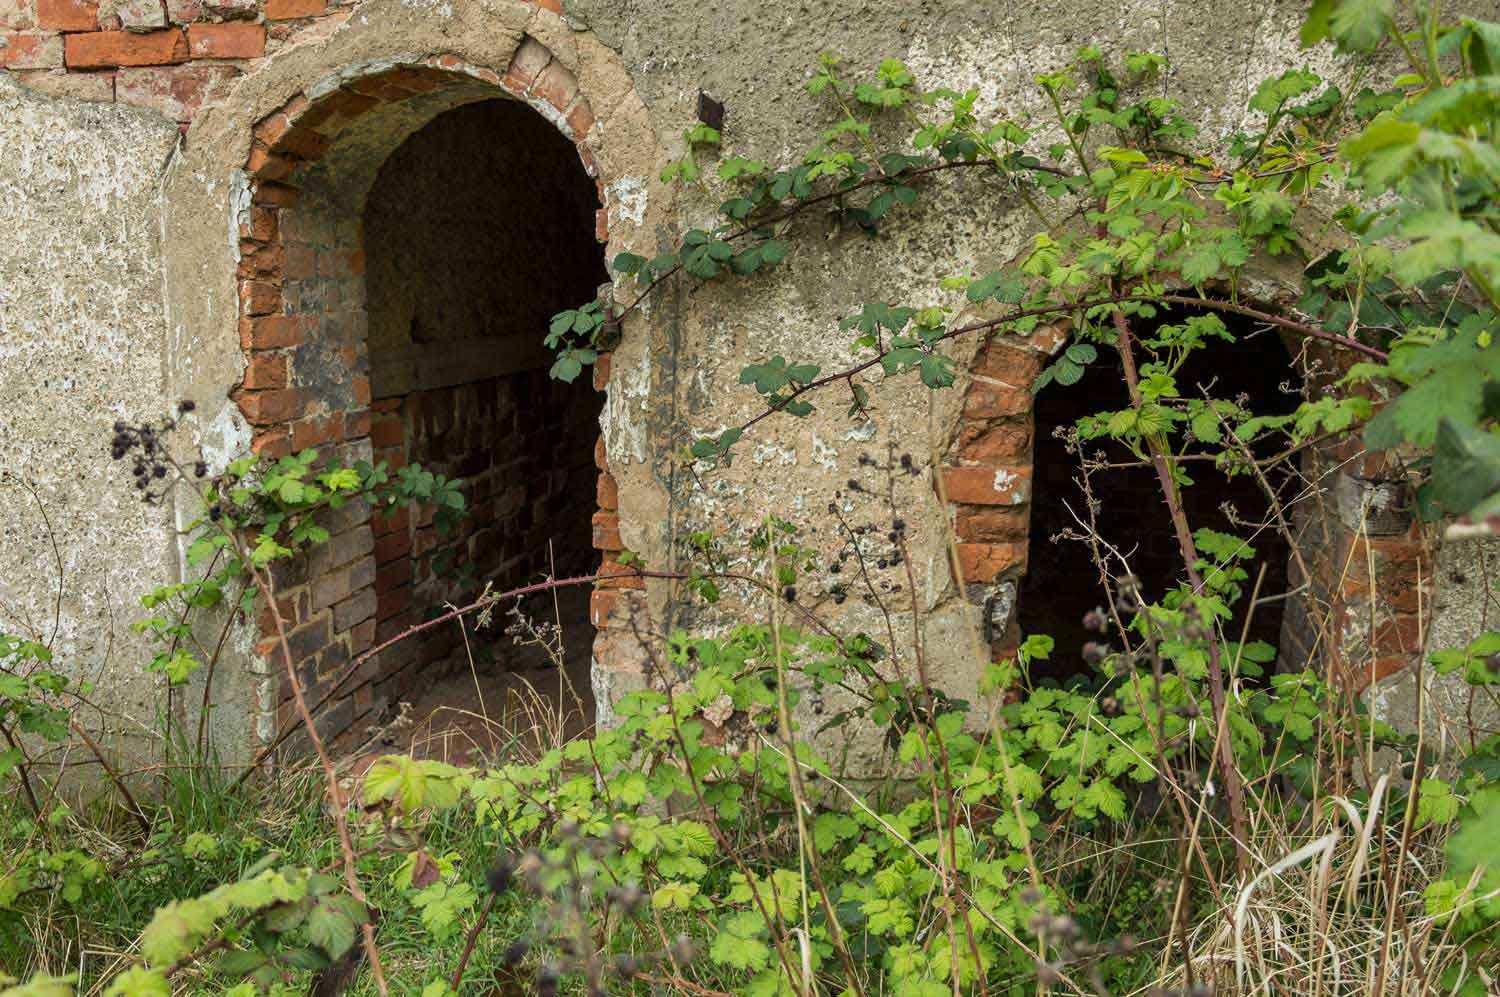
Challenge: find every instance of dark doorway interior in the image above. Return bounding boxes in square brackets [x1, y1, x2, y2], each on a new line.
[1016, 309, 1302, 685]
[361, 98, 607, 752]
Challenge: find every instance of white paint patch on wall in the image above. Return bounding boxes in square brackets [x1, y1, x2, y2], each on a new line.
[605, 175, 648, 226]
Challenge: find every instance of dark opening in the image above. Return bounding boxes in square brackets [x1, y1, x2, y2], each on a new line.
[1016, 308, 1302, 685]
[362, 98, 606, 747]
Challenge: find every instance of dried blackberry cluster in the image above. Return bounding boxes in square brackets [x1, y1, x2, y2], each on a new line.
[108, 401, 205, 504]
[823, 448, 919, 607]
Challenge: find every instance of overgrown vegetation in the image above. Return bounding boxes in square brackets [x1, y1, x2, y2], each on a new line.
[3, 0, 1500, 994]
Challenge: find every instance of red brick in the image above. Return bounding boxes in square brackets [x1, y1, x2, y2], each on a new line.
[592, 351, 612, 391]
[36, 0, 97, 30]
[240, 280, 281, 315]
[376, 584, 411, 622]
[1, 33, 63, 69]
[252, 181, 301, 207]
[242, 353, 287, 390]
[291, 414, 342, 451]
[566, 97, 594, 138]
[251, 427, 291, 459]
[592, 510, 623, 551]
[531, 60, 578, 112]
[240, 388, 306, 425]
[591, 588, 624, 627]
[236, 242, 283, 279]
[380, 67, 442, 94]
[304, 87, 377, 126]
[373, 530, 410, 566]
[957, 421, 1031, 463]
[344, 74, 410, 102]
[954, 542, 1027, 584]
[241, 204, 276, 242]
[246, 142, 294, 181]
[0, 0, 33, 29]
[503, 37, 550, 93]
[971, 339, 1044, 381]
[276, 126, 330, 161]
[370, 415, 403, 449]
[940, 466, 1030, 506]
[954, 504, 1029, 542]
[240, 315, 304, 350]
[343, 409, 371, 440]
[596, 472, 618, 510]
[1370, 614, 1424, 656]
[594, 208, 608, 244]
[594, 434, 608, 470]
[962, 381, 1031, 420]
[376, 558, 412, 593]
[187, 21, 263, 58]
[530, 0, 561, 11]
[371, 505, 408, 537]
[116, 64, 236, 121]
[64, 29, 188, 68]
[264, 0, 322, 17]
[597, 553, 645, 590]
[351, 376, 371, 406]
[164, 0, 200, 23]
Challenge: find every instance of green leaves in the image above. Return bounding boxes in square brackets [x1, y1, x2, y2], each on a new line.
[739, 355, 820, 396]
[1430, 631, 1500, 686]
[1431, 417, 1500, 518]
[1034, 342, 1097, 391]
[363, 755, 468, 813]
[410, 881, 477, 942]
[1328, 0, 1395, 51]
[709, 912, 771, 971]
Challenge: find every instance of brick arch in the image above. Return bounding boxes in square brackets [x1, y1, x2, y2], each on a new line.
[234, 45, 628, 752]
[939, 322, 1068, 660]
[939, 305, 1427, 692]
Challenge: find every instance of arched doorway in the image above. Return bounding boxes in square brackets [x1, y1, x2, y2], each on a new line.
[233, 58, 610, 756]
[1017, 310, 1303, 685]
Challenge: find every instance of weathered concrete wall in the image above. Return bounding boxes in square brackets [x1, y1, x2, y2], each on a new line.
[0, 74, 179, 754]
[1367, 535, 1500, 759]
[564, 0, 1366, 729]
[5, 0, 1500, 765]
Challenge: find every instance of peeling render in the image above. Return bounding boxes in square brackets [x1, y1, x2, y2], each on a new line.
[4, 0, 1500, 765]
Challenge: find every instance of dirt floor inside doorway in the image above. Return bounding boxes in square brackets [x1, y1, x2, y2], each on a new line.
[352, 586, 595, 769]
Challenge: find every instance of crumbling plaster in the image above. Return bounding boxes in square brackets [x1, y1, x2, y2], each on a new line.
[6, 0, 1500, 763]
[0, 75, 180, 751]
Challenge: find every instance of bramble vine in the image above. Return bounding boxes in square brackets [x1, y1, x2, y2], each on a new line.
[4, 0, 1500, 994]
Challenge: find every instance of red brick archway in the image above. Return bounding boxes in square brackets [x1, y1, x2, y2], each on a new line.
[234, 46, 626, 752]
[940, 317, 1427, 691]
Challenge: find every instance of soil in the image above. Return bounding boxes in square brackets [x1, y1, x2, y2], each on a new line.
[358, 587, 596, 768]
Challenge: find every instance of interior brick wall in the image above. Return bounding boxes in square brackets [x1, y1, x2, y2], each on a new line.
[230, 50, 618, 754]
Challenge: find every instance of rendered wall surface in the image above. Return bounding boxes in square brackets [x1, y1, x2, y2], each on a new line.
[3, 0, 1498, 766]
[0, 74, 183, 753]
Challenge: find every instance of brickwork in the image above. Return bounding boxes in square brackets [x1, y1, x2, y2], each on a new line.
[1282, 347, 1430, 690]
[222, 40, 625, 753]
[2, 0, 562, 121]
[942, 329, 1058, 658]
[943, 320, 1427, 692]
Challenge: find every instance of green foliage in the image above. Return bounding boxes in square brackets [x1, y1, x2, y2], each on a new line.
[9, 5, 1500, 995]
